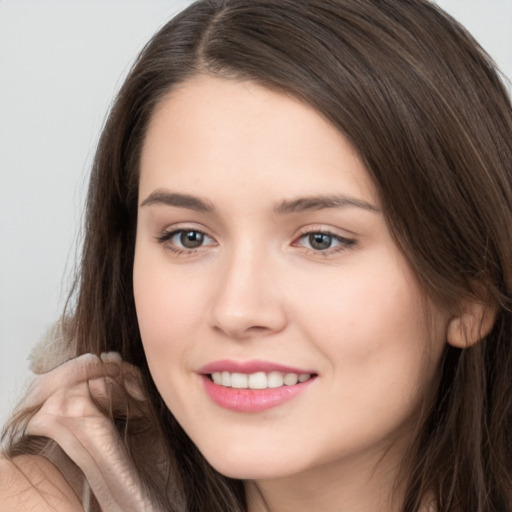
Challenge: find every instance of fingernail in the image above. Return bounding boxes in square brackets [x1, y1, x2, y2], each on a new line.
[100, 352, 123, 364]
[124, 374, 146, 401]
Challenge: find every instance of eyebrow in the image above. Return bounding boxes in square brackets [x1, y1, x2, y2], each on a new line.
[274, 194, 379, 214]
[140, 190, 214, 212]
[140, 189, 379, 215]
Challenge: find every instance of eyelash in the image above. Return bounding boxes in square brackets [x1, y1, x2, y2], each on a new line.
[156, 228, 215, 256]
[156, 228, 356, 257]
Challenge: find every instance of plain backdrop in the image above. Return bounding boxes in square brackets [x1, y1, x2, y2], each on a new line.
[1, 0, 511, 427]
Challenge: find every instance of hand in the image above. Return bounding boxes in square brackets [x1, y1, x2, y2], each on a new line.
[25, 353, 164, 512]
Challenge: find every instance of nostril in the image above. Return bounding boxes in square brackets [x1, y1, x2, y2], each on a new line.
[247, 325, 272, 334]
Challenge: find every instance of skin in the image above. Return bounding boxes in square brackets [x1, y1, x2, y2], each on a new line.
[0, 455, 83, 512]
[0, 354, 163, 512]
[133, 75, 452, 512]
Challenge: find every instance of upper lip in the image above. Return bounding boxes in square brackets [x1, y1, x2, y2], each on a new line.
[198, 359, 316, 375]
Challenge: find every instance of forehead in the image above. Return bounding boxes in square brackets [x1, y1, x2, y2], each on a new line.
[139, 75, 378, 208]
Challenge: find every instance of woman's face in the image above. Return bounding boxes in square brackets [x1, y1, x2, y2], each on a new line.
[133, 76, 450, 485]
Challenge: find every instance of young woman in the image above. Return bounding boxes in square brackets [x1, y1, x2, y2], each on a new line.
[1, 1, 511, 511]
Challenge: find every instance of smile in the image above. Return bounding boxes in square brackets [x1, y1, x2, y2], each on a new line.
[210, 371, 312, 389]
[199, 361, 317, 412]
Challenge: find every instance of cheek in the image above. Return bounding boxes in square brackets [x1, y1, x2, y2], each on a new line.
[294, 256, 445, 395]
[293, 261, 423, 345]
[133, 246, 204, 365]
[133, 251, 208, 418]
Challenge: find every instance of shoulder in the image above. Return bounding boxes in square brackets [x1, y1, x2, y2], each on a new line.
[0, 454, 84, 512]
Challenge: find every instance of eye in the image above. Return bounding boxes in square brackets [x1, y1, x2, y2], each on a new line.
[176, 230, 207, 249]
[294, 230, 355, 254]
[157, 229, 216, 251]
[307, 233, 336, 251]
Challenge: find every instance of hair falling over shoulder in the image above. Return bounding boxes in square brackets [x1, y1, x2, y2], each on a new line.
[3, 1, 512, 511]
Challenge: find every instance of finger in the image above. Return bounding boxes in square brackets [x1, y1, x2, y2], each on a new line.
[27, 412, 158, 511]
[24, 357, 160, 511]
[100, 351, 123, 365]
[30, 370, 144, 425]
[88, 376, 142, 419]
[25, 354, 121, 407]
[99, 355, 147, 402]
[27, 413, 126, 511]
[31, 381, 104, 419]
[88, 376, 126, 414]
[97, 354, 147, 402]
[119, 365, 147, 402]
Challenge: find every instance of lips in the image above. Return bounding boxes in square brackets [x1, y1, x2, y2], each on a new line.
[198, 359, 317, 412]
[199, 359, 316, 375]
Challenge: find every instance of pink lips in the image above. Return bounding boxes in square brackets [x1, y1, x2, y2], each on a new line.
[198, 359, 317, 413]
[199, 359, 315, 375]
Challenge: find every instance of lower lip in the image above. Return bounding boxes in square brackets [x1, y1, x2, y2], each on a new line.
[201, 375, 315, 412]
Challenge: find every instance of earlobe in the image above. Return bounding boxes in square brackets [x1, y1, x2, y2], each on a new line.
[447, 300, 497, 348]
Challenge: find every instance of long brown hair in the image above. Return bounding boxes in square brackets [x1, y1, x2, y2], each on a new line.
[4, 1, 512, 510]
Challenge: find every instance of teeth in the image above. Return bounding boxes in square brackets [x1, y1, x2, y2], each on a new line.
[268, 371, 284, 388]
[284, 373, 298, 386]
[221, 371, 231, 387]
[248, 372, 267, 389]
[210, 371, 312, 389]
[231, 373, 248, 389]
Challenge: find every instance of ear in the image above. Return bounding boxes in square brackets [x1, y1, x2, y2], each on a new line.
[447, 299, 497, 348]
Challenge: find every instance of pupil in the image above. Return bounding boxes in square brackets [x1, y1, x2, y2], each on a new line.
[181, 231, 204, 248]
[309, 233, 332, 250]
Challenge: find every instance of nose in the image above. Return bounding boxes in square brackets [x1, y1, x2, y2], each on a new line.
[209, 244, 288, 340]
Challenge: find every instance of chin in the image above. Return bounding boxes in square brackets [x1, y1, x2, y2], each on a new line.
[210, 461, 289, 481]
[198, 444, 309, 481]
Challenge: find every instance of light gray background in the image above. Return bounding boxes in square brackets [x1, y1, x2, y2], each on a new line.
[1, 0, 511, 427]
